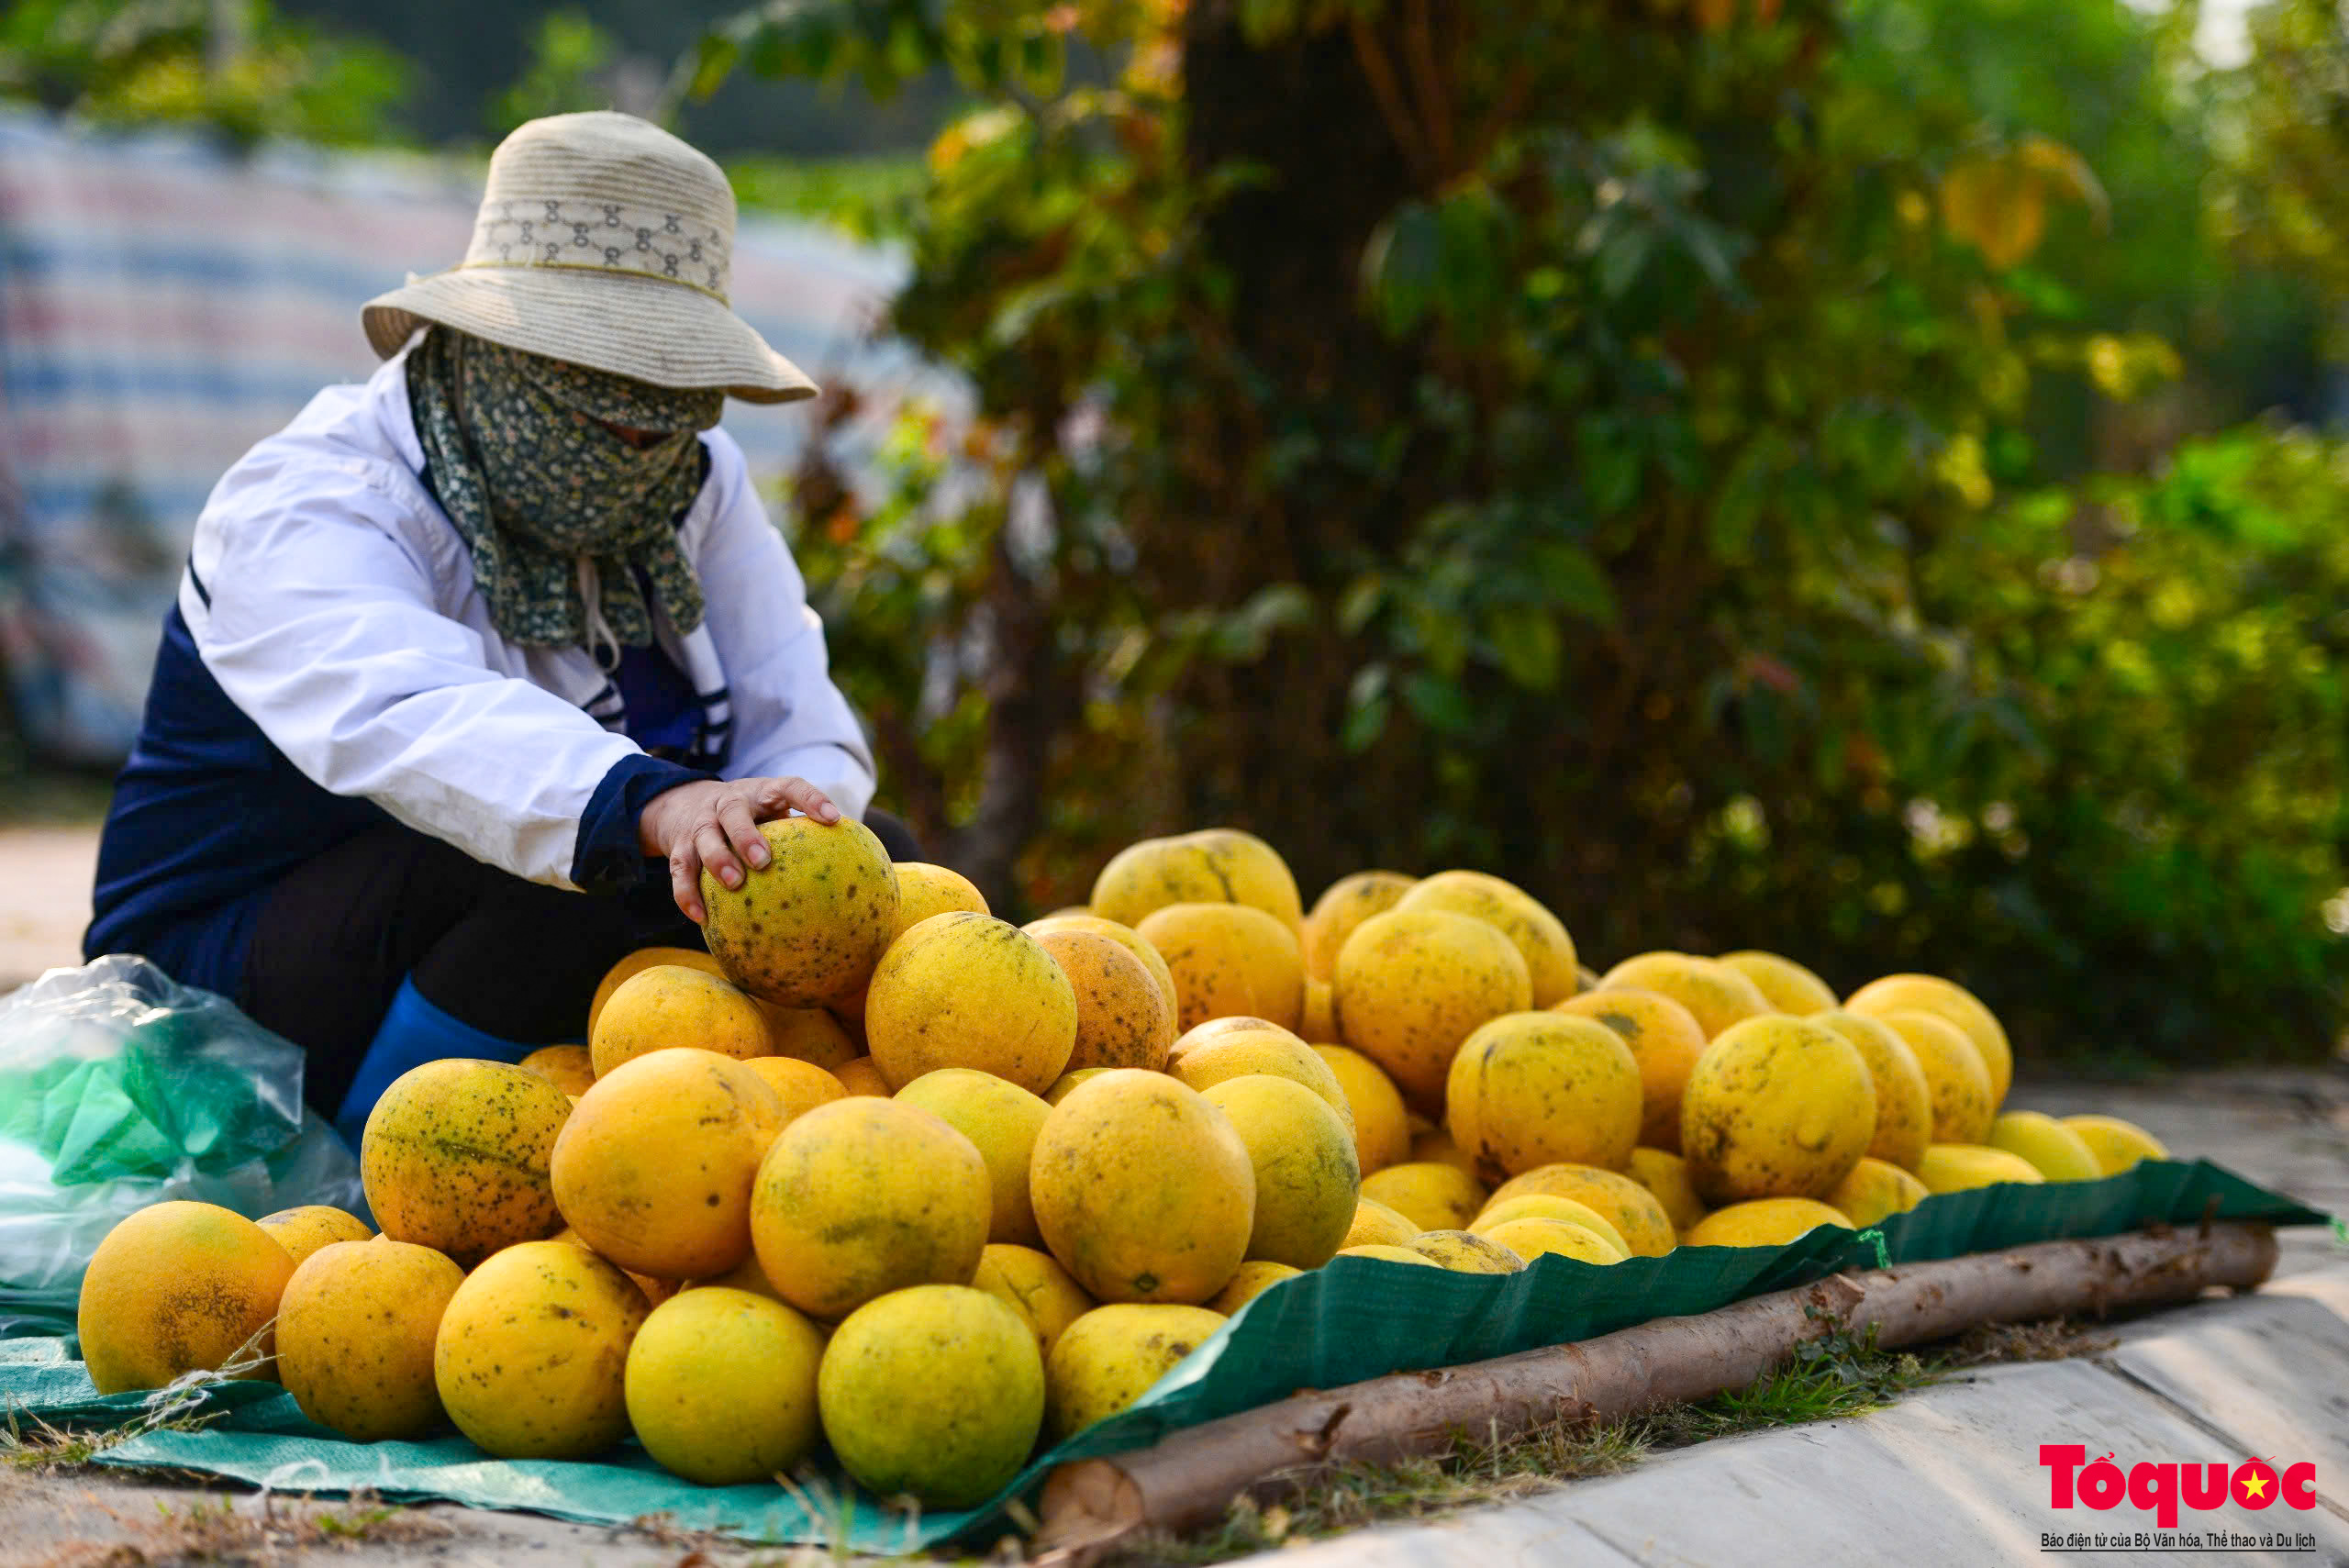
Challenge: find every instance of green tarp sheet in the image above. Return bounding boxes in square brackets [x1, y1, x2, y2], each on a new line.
[0, 1159, 2330, 1552]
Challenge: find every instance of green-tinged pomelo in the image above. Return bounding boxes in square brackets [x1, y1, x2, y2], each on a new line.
[1199, 1074, 1360, 1269]
[820, 1284, 1046, 1507]
[626, 1286, 826, 1485]
[701, 817, 899, 1007]
[362, 1059, 572, 1267]
[866, 913, 1077, 1095]
[1045, 1303, 1228, 1440]
[277, 1240, 463, 1441]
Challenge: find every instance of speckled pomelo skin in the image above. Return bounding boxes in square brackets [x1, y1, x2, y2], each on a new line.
[1135, 903, 1307, 1034]
[1917, 1142, 2046, 1193]
[865, 913, 1077, 1095]
[1022, 913, 1179, 1017]
[1166, 1017, 1353, 1129]
[1312, 1044, 1410, 1174]
[1340, 1197, 1421, 1249]
[1597, 952, 1775, 1040]
[361, 1059, 572, 1267]
[1029, 1070, 1255, 1305]
[1809, 1009, 1935, 1172]
[1044, 1303, 1228, 1440]
[1405, 1229, 1524, 1273]
[972, 1242, 1096, 1354]
[1554, 986, 1709, 1152]
[1720, 951, 1840, 1015]
[1357, 1160, 1486, 1231]
[1823, 1156, 1930, 1226]
[749, 1096, 992, 1319]
[276, 1239, 463, 1441]
[1299, 871, 1417, 982]
[1331, 908, 1530, 1106]
[1874, 1009, 1994, 1145]
[1395, 871, 1579, 1007]
[1032, 929, 1177, 1073]
[1625, 1147, 1709, 1233]
[1479, 1216, 1625, 1265]
[1844, 973, 2013, 1107]
[433, 1240, 646, 1459]
[77, 1202, 295, 1395]
[1679, 1015, 1876, 1203]
[1684, 1197, 1854, 1248]
[818, 1284, 1045, 1507]
[1482, 1162, 1677, 1257]
[1470, 1194, 1630, 1256]
[624, 1286, 826, 1485]
[700, 817, 898, 1007]
[588, 965, 773, 1078]
[1090, 828, 1303, 929]
[1199, 1074, 1360, 1269]
[894, 1068, 1054, 1247]
[1445, 1011, 1643, 1178]
[256, 1205, 373, 1267]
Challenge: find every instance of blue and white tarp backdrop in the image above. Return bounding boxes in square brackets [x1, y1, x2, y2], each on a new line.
[0, 109, 956, 764]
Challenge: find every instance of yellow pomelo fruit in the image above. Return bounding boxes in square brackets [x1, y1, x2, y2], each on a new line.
[1845, 973, 2012, 1107]
[362, 1059, 571, 1266]
[1823, 1157, 1930, 1227]
[740, 1054, 851, 1129]
[702, 817, 899, 1007]
[1445, 1012, 1642, 1178]
[819, 1284, 1045, 1507]
[1333, 909, 1531, 1106]
[895, 1068, 1053, 1247]
[1046, 1067, 1113, 1105]
[1358, 1161, 1486, 1232]
[1136, 903, 1307, 1033]
[1405, 1229, 1523, 1273]
[758, 1006, 861, 1070]
[972, 1243, 1096, 1354]
[691, 1249, 785, 1300]
[518, 1044, 597, 1097]
[2062, 1114, 2168, 1174]
[1598, 953, 1774, 1040]
[1021, 914, 1179, 1017]
[1030, 1071, 1256, 1305]
[625, 1286, 826, 1485]
[1046, 1303, 1227, 1440]
[275, 1239, 462, 1442]
[1300, 976, 1337, 1042]
[551, 1048, 779, 1279]
[1719, 951, 1838, 1016]
[1987, 1111, 2104, 1183]
[1625, 1147, 1709, 1234]
[1408, 1126, 1483, 1178]
[751, 1097, 993, 1319]
[1341, 1198, 1421, 1250]
[1300, 871, 1417, 982]
[256, 1205, 373, 1267]
[1480, 1217, 1626, 1266]
[1685, 1198, 1854, 1248]
[1554, 987, 1708, 1153]
[866, 913, 1077, 1095]
[1470, 1195, 1629, 1257]
[590, 965, 773, 1079]
[1483, 1164, 1677, 1258]
[833, 1057, 891, 1096]
[1092, 828, 1303, 929]
[434, 1240, 646, 1458]
[1335, 1243, 1443, 1266]
[1918, 1143, 2046, 1193]
[77, 1202, 295, 1395]
[1312, 1044, 1410, 1174]
[1876, 1010, 1994, 1145]
[1681, 1016, 1876, 1203]
[1395, 871, 1578, 1007]
[827, 989, 869, 1049]
[1169, 1018, 1353, 1129]
[1200, 1075, 1361, 1270]
[889, 862, 991, 931]
[1033, 928, 1179, 1073]
[1208, 1261, 1302, 1315]
[1809, 1009, 1934, 1172]
[588, 946, 723, 1039]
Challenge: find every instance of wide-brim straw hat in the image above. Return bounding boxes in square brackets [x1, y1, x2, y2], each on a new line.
[362, 111, 816, 405]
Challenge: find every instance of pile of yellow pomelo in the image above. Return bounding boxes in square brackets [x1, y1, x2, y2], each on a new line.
[73, 821, 2174, 1507]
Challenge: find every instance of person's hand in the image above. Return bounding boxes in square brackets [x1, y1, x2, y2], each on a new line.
[639, 776, 841, 922]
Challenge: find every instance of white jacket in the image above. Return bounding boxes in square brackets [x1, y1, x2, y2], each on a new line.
[179, 350, 876, 892]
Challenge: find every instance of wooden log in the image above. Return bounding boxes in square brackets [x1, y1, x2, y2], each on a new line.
[1031, 1222, 2277, 1562]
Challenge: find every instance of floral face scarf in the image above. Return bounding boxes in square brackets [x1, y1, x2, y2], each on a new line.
[406, 326, 726, 657]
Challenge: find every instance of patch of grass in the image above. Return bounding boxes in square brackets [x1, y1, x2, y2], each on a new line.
[1, 1409, 219, 1472]
[34, 1489, 446, 1567]
[1631, 1324, 1944, 1449]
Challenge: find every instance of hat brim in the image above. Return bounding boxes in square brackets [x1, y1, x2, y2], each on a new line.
[362, 265, 818, 406]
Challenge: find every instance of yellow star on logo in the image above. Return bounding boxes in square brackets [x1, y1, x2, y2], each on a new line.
[2241, 1471, 2271, 1501]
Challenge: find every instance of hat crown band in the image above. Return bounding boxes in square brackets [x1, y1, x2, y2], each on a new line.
[464, 193, 732, 304]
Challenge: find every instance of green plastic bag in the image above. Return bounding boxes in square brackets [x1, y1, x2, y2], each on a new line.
[0, 956, 364, 1338]
[0, 1157, 2324, 1553]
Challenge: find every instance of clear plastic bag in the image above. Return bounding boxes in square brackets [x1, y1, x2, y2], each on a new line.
[0, 955, 363, 1338]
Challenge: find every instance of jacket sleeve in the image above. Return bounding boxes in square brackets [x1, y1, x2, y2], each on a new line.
[690, 438, 879, 819]
[190, 456, 685, 892]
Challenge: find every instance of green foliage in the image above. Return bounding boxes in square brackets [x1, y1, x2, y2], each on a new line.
[725, 0, 2349, 1062]
[489, 11, 618, 134]
[0, 0, 408, 147]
